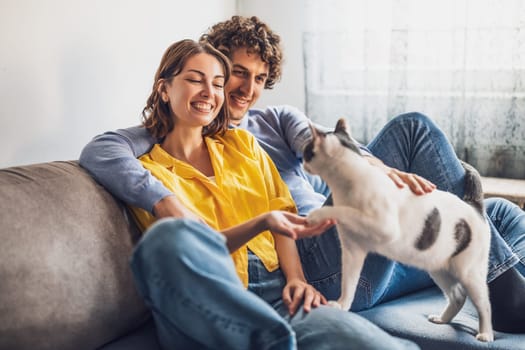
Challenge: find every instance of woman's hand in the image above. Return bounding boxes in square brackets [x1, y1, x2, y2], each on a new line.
[221, 211, 334, 252]
[282, 277, 327, 316]
[265, 211, 335, 240]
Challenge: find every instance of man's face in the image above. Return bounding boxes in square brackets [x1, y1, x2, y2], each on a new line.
[225, 48, 269, 125]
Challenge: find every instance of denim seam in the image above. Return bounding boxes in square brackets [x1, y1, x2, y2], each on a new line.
[487, 256, 520, 283]
[358, 276, 372, 308]
[487, 211, 522, 279]
[306, 271, 339, 284]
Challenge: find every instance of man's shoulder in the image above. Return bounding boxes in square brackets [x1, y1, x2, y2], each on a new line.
[245, 105, 308, 135]
[109, 125, 158, 143]
[248, 105, 304, 119]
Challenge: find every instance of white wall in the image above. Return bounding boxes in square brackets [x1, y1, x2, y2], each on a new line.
[0, 0, 236, 167]
[237, 0, 305, 111]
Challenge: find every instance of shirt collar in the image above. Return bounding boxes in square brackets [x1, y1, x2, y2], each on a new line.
[148, 137, 224, 179]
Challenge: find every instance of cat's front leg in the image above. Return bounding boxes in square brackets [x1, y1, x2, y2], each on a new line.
[306, 207, 338, 226]
[333, 242, 368, 311]
[308, 206, 399, 244]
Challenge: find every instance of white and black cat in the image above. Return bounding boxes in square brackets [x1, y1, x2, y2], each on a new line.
[303, 119, 493, 342]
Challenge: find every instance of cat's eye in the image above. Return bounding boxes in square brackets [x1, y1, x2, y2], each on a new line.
[303, 142, 315, 162]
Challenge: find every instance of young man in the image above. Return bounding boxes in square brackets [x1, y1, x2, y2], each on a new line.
[80, 16, 525, 334]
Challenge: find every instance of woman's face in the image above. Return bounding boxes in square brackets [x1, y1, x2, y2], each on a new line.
[162, 53, 225, 128]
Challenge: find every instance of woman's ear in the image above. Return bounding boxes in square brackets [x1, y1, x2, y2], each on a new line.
[157, 79, 168, 103]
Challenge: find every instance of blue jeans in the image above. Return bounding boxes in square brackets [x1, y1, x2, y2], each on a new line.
[297, 112, 525, 311]
[130, 218, 419, 349]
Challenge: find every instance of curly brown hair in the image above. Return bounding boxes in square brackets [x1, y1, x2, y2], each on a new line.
[142, 39, 231, 139]
[199, 16, 283, 89]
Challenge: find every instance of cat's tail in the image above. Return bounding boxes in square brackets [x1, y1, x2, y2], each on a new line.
[461, 160, 485, 216]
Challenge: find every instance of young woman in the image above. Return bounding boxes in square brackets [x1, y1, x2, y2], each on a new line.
[127, 39, 418, 350]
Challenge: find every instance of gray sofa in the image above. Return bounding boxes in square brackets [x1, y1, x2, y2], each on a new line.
[1, 161, 523, 350]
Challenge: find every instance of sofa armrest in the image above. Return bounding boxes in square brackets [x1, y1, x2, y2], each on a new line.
[0, 161, 149, 350]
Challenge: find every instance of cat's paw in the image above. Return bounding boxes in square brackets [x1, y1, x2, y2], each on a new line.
[428, 314, 446, 324]
[327, 300, 343, 309]
[475, 332, 493, 342]
[306, 208, 328, 226]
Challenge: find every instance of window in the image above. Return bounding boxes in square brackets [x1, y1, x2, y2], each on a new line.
[304, 0, 525, 178]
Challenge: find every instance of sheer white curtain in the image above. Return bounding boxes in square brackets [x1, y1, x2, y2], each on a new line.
[303, 0, 525, 178]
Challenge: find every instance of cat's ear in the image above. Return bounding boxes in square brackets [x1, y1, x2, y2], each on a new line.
[335, 118, 347, 133]
[335, 118, 352, 137]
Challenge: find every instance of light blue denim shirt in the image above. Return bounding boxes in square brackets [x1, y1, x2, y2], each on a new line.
[79, 105, 370, 216]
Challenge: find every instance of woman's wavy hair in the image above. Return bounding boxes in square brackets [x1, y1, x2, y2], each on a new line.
[142, 39, 231, 139]
[199, 16, 283, 89]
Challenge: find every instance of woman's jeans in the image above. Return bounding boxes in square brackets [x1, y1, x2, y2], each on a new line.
[297, 112, 525, 311]
[130, 218, 420, 350]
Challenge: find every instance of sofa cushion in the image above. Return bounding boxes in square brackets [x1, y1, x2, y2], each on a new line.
[99, 318, 160, 350]
[358, 287, 525, 350]
[0, 161, 149, 350]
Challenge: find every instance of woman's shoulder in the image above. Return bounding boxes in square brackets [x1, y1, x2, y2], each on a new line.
[213, 128, 259, 157]
[218, 128, 256, 145]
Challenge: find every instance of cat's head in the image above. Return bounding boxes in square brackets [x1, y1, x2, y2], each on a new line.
[303, 118, 361, 175]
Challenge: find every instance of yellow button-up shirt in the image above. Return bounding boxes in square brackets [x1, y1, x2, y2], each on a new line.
[130, 128, 297, 287]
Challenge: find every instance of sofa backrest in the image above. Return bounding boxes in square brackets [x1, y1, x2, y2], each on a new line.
[0, 161, 149, 350]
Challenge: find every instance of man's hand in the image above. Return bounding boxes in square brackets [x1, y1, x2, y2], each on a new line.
[282, 278, 327, 315]
[365, 155, 436, 195]
[153, 195, 204, 222]
[384, 167, 436, 195]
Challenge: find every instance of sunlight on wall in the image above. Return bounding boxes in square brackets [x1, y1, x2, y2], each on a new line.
[0, 0, 235, 168]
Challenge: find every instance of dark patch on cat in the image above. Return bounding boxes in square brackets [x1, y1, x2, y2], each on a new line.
[332, 131, 361, 155]
[452, 219, 471, 257]
[303, 123, 360, 162]
[460, 161, 485, 217]
[303, 128, 328, 162]
[415, 207, 441, 250]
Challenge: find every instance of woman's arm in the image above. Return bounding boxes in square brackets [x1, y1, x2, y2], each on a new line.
[273, 234, 327, 315]
[221, 209, 333, 314]
[221, 211, 332, 253]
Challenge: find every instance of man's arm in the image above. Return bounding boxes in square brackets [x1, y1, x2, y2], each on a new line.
[275, 106, 434, 195]
[79, 126, 171, 213]
[277, 105, 373, 158]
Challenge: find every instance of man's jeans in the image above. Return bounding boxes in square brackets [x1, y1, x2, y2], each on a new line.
[130, 218, 419, 349]
[297, 112, 525, 311]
